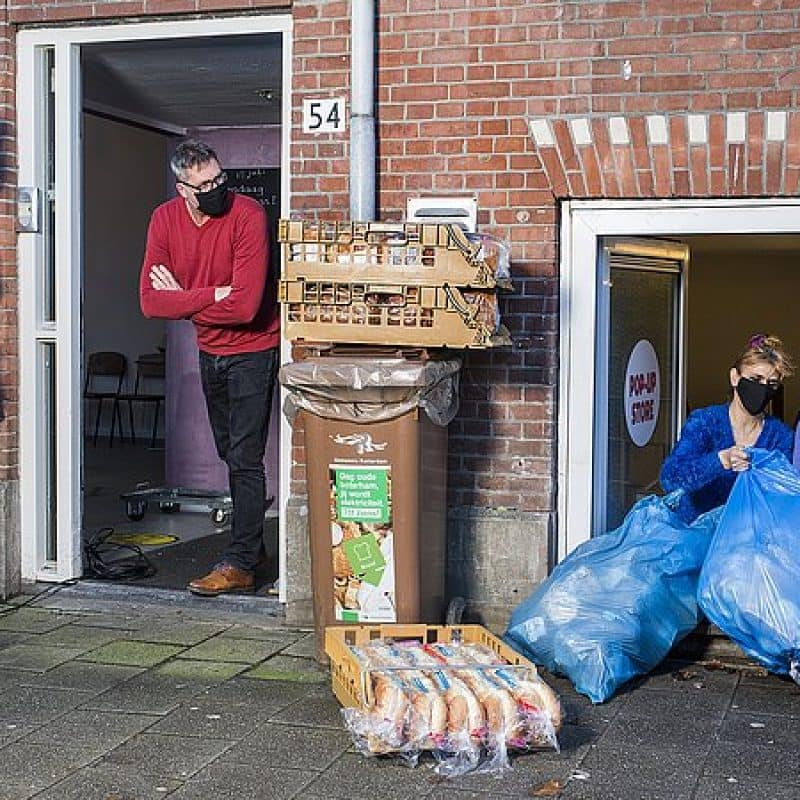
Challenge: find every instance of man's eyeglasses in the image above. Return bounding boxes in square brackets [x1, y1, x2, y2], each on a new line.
[177, 171, 227, 193]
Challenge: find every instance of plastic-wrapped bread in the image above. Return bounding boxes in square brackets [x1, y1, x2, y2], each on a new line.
[366, 672, 410, 753]
[428, 642, 562, 732]
[392, 641, 485, 747]
[404, 671, 448, 749]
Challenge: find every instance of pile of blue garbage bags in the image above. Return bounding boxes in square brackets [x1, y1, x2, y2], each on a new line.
[505, 448, 800, 703]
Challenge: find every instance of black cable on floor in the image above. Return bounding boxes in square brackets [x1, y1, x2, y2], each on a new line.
[83, 527, 156, 581]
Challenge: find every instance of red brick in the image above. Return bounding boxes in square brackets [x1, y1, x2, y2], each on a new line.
[765, 141, 783, 194]
[616, 147, 638, 197]
[727, 143, 746, 195]
[578, 144, 603, 196]
[689, 145, 709, 195]
[652, 144, 672, 196]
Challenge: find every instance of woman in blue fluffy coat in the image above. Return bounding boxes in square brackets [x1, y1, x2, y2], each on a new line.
[660, 333, 794, 523]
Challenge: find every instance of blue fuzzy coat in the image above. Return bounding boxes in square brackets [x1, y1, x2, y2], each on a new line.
[660, 403, 793, 522]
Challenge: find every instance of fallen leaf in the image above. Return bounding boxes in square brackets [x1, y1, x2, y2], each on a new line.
[530, 779, 564, 797]
[672, 669, 698, 681]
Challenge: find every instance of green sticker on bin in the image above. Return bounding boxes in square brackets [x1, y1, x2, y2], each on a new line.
[342, 533, 386, 586]
[335, 467, 390, 523]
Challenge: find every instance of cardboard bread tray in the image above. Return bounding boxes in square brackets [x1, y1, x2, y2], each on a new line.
[279, 219, 502, 289]
[325, 623, 536, 710]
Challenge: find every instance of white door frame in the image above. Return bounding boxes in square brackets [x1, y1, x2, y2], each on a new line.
[558, 198, 800, 561]
[17, 15, 294, 589]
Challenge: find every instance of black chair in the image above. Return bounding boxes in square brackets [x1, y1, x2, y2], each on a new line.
[84, 351, 127, 447]
[120, 353, 165, 448]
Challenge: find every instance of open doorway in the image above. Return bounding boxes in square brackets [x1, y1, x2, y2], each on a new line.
[80, 33, 284, 593]
[558, 199, 800, 560]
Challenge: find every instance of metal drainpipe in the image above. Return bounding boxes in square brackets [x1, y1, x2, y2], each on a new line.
[350, 0, 376, 221]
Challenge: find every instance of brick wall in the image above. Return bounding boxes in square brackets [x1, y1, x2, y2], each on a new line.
[290, 0, 800, 519]
[1, 4, 16, 483]
[6, 0, 800, 539]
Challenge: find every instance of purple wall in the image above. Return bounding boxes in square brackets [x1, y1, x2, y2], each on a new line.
[164, 126, 281, 502]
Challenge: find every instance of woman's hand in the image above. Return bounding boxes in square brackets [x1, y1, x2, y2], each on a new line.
[719, 446, 750, 472]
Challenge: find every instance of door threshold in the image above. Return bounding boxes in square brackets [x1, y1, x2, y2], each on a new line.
[22, 579, 288, 624]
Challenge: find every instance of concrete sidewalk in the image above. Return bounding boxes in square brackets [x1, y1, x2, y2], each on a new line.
[0, 582, 798, 800]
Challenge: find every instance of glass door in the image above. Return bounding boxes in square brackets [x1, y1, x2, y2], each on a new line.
[593, 238, 688, 534]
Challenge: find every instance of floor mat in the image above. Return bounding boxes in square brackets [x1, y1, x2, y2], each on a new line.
[110, 529, 278, 594]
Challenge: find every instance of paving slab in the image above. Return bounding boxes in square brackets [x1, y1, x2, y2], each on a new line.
[127, 619, 231, 646]
[280, 631, 317, 657]
[0, 685, 94, 723]
[193, 676, 313, 712]
[736, 671, 796, 690]
[298, 752, 438, 800]
[268, 685, 347, 729]
[29, 765, 182, 800]
[692, 775, 800, 800]
[426, 790, 520, 800]
[81, 672, 211, 715]
[0, 643, 86, 672]
[600, 710, 718, 752]
[703, 740, 800, 782]
[147, 699, 261, 740]
[0, 631, 32, 648]
[0, 607, 73, 633]
[622, 685, 731, 721]
[438, 750, 575, 798]
[31, 623, 129, 652]
[155, 657, 249, 682]
[0, 741, 94, 799]
[77, 639, 185, 667]
[633, 663, 740, 694]
[219, 720, 351, 770]
[22, 708, 160, 753]
[166, 761, 313, 800]
[177, 635, 286, 664]
[17, 661, 143, 692]
[718, 710, 800, 750]
[0, 667, 28, 693]
[0, 719, 44, 747]
[217, 623, 306, 643]
[245, 653, 328, 682]
[730, 682, 800, 717]
[556, 744, 705, 800]
[98, 731, 233, 779]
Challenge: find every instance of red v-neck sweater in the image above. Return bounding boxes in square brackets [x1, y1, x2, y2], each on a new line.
[140, 193, 279, 355]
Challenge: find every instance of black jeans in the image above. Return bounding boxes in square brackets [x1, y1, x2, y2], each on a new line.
[199, 348, 278, 572]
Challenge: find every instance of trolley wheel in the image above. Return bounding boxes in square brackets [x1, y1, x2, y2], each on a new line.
[159, 502, 181, 514]
[445, 596, 466, 626]
[126, 500, 147, 522]
[211, 508, 230, 527]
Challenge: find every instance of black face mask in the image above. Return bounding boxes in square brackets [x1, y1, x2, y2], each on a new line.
[736, 376, 778, 416]
[195, 182, 230, 217]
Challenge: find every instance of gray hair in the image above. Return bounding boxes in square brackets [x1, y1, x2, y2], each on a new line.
[170, 140, 220, 180]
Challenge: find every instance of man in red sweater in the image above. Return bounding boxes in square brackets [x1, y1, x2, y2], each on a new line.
[140, 140, 279, 596]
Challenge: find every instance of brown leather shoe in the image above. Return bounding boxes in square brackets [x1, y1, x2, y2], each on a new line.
[188, 563, 255, 597]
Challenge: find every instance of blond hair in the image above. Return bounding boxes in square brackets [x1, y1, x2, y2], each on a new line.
[733, 333, 795, 379]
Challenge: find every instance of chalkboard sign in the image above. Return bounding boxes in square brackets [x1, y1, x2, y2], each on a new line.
[227, 167, 281, 269]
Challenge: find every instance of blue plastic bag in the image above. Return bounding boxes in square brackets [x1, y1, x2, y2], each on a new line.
[504, 494, 721, 703]
[698, 448, 800, 681]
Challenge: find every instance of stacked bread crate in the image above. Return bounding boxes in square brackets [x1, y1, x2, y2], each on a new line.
[278, 220, 512, 349]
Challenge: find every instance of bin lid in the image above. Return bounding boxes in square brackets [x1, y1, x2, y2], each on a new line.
[278, 356, 462, 425]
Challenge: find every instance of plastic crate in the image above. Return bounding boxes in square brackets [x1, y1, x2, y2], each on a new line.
[279, 219, 503, 289]
[279, 279, 511, 349]
[325, 623, 537, 710]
